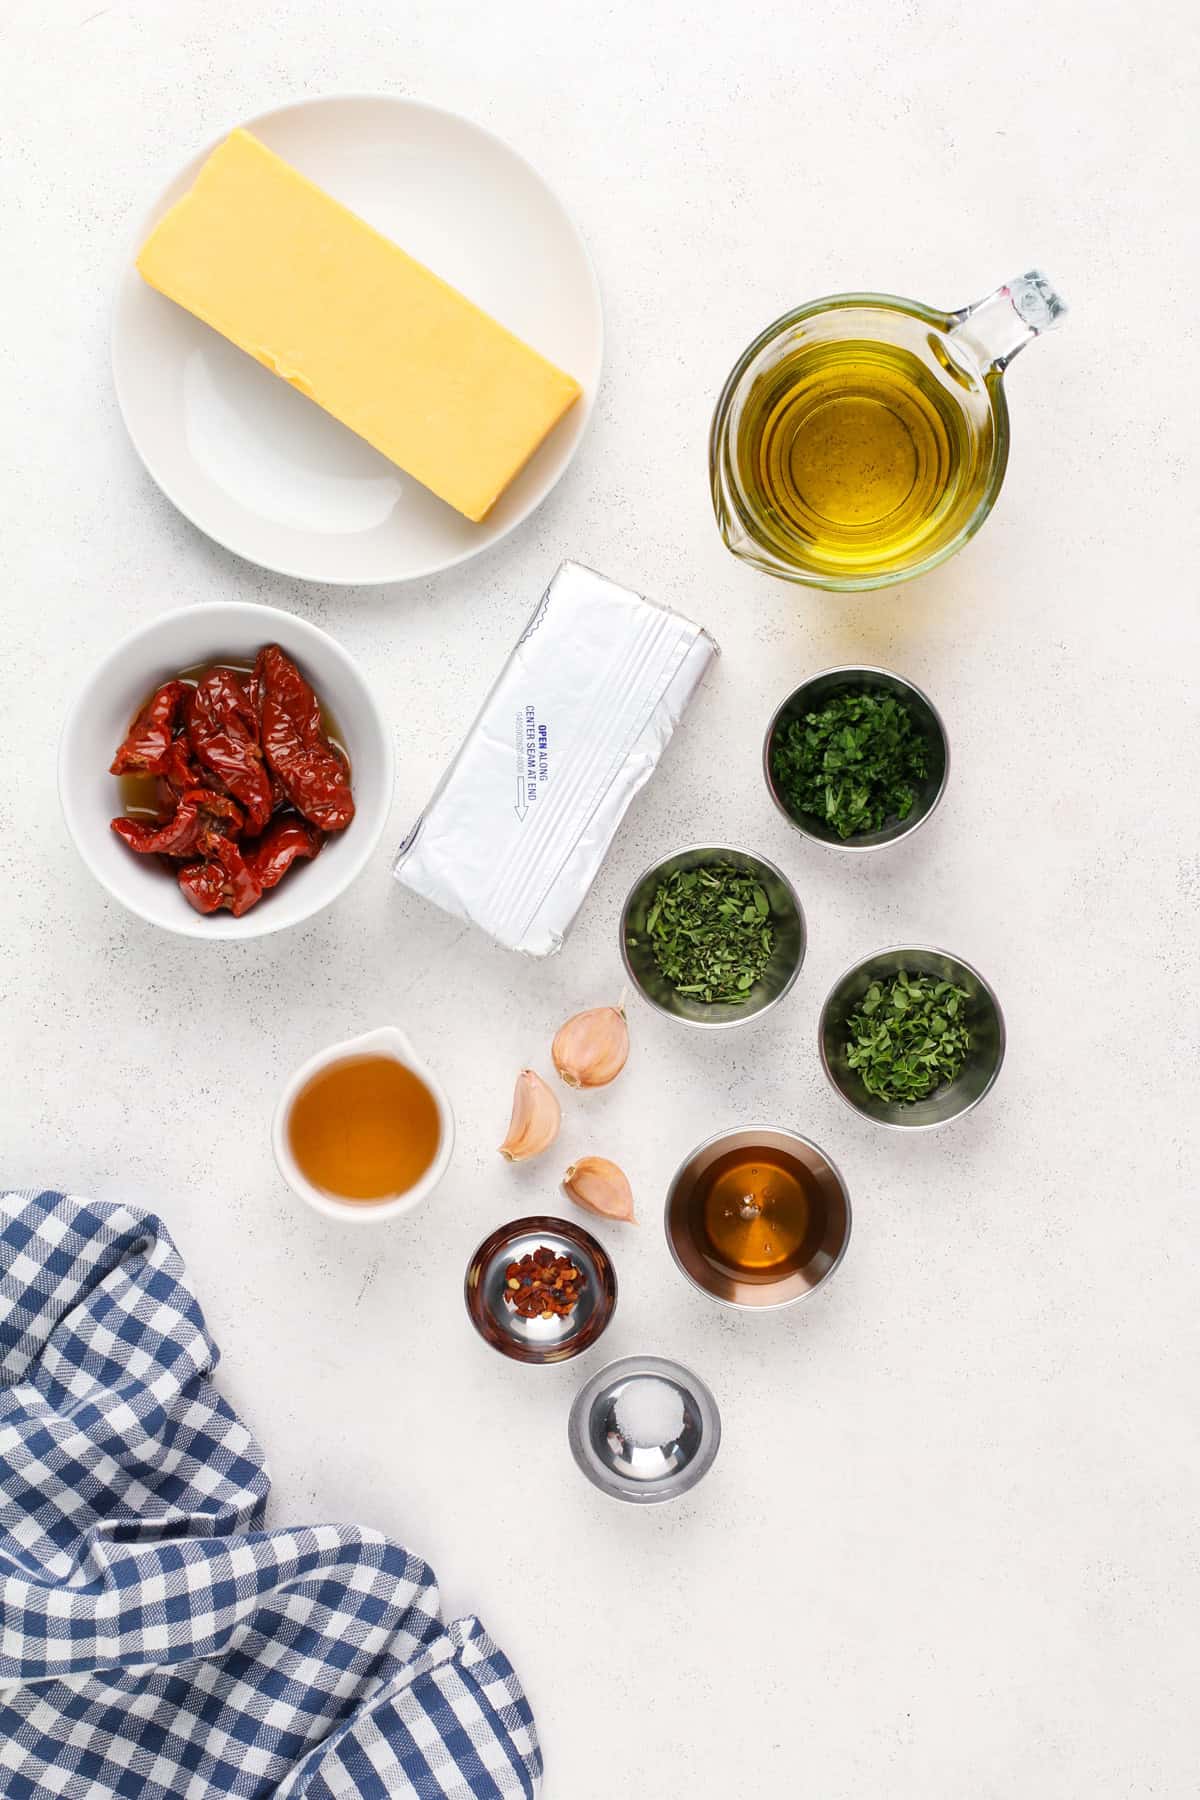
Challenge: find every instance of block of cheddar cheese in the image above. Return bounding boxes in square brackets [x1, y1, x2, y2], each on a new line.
[136, 130, 582, 522]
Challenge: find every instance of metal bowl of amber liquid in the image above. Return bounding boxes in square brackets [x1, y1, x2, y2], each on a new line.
[619, 845, 806, 1030]
[818, 945, 1006, 1130]
[664, 1126, 851, 1312]
[464, 1215, 617, 1364]
[763, 666, 950, 851]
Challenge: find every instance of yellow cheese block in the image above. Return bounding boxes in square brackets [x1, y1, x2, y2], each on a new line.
[137, 129, 582, 522]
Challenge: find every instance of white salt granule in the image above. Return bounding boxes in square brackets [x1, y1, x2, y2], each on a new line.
[614, 1376, 685, 1447]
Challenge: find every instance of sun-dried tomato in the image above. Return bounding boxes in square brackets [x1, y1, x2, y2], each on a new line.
[267, 764, 289, 815]
[151, 745, 201, 822]
[161, 737, 206, 798]
[176, 861, 221, 914]
[186, 669, 272, 834]
[177, 836, 263, 917]
[189, 789, 245, 850]
[243, 815, 323, 891]
[111, 798, 203, 858]
[109, 681, 187, 777]
[109, 788, 244, 859]
[256, 646, 355, 832]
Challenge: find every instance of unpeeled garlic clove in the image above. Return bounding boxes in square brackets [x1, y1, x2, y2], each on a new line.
[498, 1070, 561, 1162]
[551, 1002, 629, 1089]
[562, 1156, 637, 1224]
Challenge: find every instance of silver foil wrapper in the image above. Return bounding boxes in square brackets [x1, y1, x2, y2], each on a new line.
[393, 561, 717, 956]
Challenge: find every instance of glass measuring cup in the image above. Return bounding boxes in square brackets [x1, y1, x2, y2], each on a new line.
[709, 271, 1066, 591]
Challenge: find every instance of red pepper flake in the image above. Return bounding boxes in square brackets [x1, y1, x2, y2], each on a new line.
[503, 1248, 586, 1321]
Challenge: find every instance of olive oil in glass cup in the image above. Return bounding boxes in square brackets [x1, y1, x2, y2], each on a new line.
[710, 271, 1066, 591]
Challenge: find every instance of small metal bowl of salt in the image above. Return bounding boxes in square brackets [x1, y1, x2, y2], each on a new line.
[568, 1355, 721, 1504]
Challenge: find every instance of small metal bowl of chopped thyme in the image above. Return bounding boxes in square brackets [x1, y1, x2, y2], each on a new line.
[464, 1215, 617, 1364]
[819, 946, 1006, 1129]
[763, 666, 949, 851]
[619, 845, 806, 1029]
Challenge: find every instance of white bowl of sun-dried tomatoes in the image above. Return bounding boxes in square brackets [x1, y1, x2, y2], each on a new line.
[59, 601, 394, 938]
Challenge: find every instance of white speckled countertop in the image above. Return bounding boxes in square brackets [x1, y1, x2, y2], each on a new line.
[3, 3, 1198, 1794]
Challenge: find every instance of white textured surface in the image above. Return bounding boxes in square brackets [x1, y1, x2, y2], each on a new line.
[2, 4, 1197, 1796]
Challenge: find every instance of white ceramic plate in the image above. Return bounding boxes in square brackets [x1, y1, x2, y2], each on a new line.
[112, 96, 603, 585]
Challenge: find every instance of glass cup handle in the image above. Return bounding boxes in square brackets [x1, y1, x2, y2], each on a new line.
[948, 270, 1068, 374]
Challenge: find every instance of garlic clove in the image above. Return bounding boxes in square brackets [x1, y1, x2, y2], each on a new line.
[551, 1002, 630, 1089]
[562, 1156, 637, 1224]
[498, 1069, 562, 1162]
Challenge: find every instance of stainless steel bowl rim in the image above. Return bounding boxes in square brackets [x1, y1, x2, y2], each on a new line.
[619, 842, 807, 1031]
[762, 665, 951, 852]
[818, 943, 1007, 1132]
[662, 1122, 853, 1312]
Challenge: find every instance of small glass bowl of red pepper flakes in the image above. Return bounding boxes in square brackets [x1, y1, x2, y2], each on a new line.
[465, 1216, 617, 1364]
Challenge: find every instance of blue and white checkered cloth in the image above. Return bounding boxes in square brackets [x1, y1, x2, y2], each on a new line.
[0, 1190, 542, 1799]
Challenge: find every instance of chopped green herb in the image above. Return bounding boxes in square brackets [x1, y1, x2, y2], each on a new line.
[638, 862, 776, 1005]
[771, 688, 929, 839]
[844, 970, 971, 1104]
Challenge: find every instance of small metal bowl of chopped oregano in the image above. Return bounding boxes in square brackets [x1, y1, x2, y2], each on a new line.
[819, 945, 1006, 1129]
[620, 844, 806, 1029]
[763, 666, 949, 850]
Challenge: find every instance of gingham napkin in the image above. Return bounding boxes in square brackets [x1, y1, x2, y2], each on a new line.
[0, 1190, 542, 1799]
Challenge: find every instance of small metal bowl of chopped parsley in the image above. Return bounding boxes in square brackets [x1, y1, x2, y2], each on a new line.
[764, 666, 949, 850]
[819, 946, 1005, 1129]
[620, 845, 806, 1028]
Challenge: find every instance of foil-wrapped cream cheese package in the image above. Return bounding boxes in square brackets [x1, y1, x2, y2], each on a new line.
[393, 562, 717, 955]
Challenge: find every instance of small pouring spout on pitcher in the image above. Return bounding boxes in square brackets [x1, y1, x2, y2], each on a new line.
[948, 270, 1068, 375]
